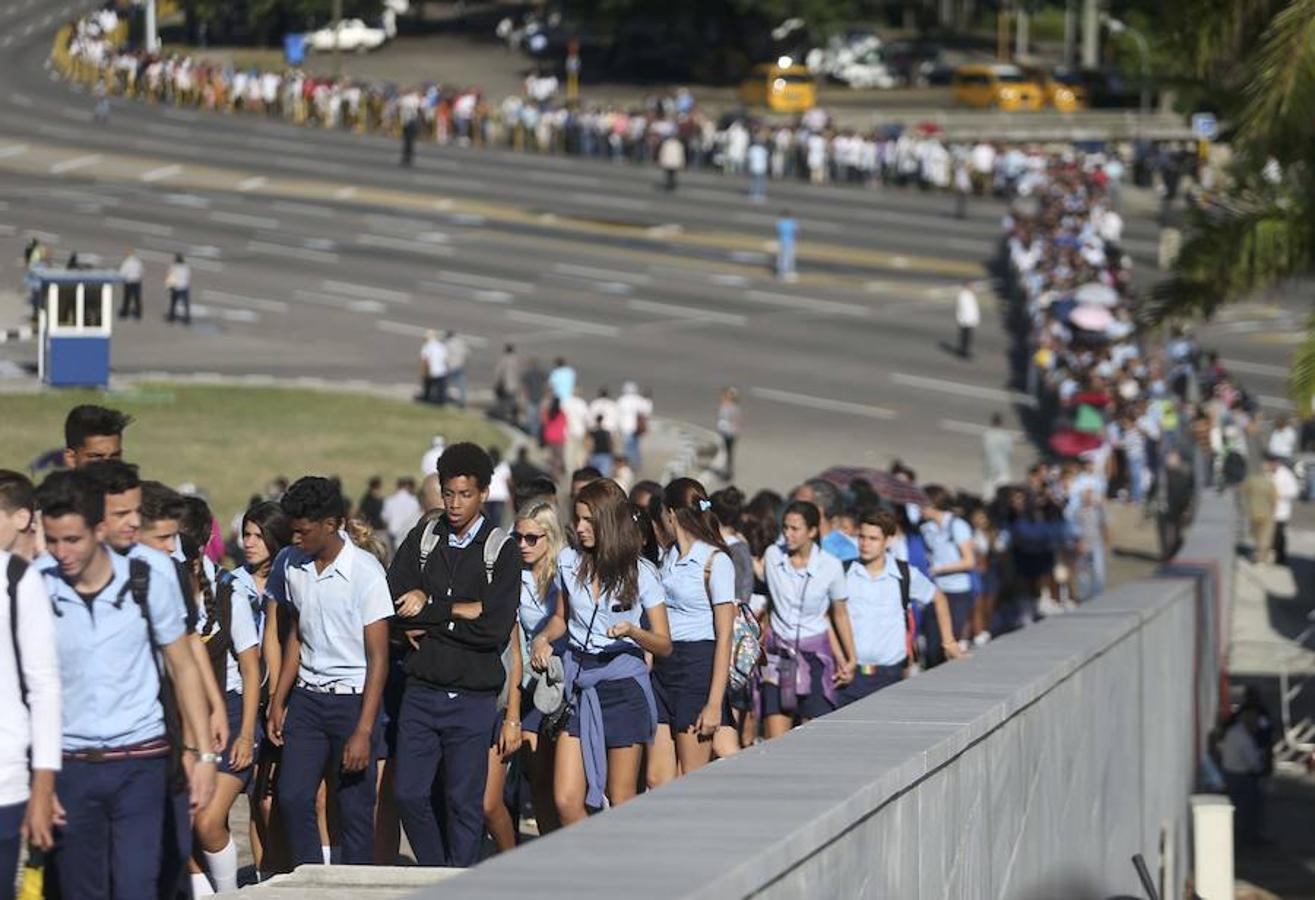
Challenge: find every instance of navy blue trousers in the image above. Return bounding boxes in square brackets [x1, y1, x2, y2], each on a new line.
[836, 665, 903, 706]
[278, 689, 378, 866]
[57, 755, 168, 899]
[0, 801, 23, 900]
[393, 682, 497, 867]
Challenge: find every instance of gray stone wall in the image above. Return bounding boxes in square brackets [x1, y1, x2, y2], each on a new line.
[419, 494, 1235, 900]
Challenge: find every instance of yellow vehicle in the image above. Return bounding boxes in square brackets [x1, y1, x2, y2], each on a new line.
[738, 63, 815, 113]
[951, 64, 1044, 111]
[1021, 65, 1088, 111]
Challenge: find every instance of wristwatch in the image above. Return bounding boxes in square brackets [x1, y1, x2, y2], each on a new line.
[197, 751, 223, 764]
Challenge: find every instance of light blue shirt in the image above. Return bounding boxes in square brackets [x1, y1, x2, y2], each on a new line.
[547, 365, 576, 402]
[231, 565, 267, 636]
[518, 568, 557, 640]
[449, 516, 485, 550]
[763, 543, 847, 640]
[38, 548, 186, 751]
[195, 568, 261, 694]
[920, 515, 973, 595]
[845, 554, 935, 666]
[266, 540, 393, 690]
[659, 541, 734, 643]
[557, 546, 665, 653]
[821, 530, 858, 563]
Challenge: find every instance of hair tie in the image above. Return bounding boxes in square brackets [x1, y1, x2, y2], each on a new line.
[697, 499, 712, 512]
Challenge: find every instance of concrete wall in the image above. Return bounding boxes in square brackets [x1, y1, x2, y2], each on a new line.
[425, 494, 1235, 900]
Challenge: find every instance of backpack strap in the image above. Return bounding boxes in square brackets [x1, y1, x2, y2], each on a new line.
[483, 527, 510, 585]
[896, 559, 912, 612]
[6, 555, 29, 708]
[702, 550, 722, 603]
[418, 516, 442, 569]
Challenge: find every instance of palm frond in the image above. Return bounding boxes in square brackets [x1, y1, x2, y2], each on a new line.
[1288, 318, 1315, 412]
[1142, 187, 1314, 325]
[1237, 0, 1315, 152]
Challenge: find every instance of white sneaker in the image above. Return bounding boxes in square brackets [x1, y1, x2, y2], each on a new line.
[973, 630, 992, 647]
[1037, 596, 1065, 617]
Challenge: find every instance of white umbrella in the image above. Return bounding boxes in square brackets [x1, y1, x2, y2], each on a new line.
[1074, 281, 1119, 307]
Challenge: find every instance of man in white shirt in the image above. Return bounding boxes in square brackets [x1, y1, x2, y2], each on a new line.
[616, 381, 653, 469]
[956, 281, 981, 359]
[381, 477, 422, 551]
[164, 253, 191, 325]
[562, 387, 592, 477]
[1271, 458, 1300, 565]
[118, 247, 144, 320]
[445, 331, 470, 409]
[588, 387, 619, 435]
[420, 331, 448, 406]
[0, 550, 61, 889]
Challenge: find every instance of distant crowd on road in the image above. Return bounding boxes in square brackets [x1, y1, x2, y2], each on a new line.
[52, 11, 1205, 206]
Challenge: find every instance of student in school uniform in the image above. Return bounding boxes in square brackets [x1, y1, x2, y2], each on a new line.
[0, 471, 40, 561]
[528, 478, 672, 825]
[388, 443, 520, 868]
[265, 477, 391, 868]
[918, 485, 977, 666]
[33, 470, 217, 898]
[0, 547, 61, 897]
[173, 496, 263, 895]
[760, 500, 857, 739]
[509, 500, 567, 835]
[647, 478, 736, 788]
[62, 404, 132, 469]
[82, 462, 228, 899]
[839, 509, 962, 707]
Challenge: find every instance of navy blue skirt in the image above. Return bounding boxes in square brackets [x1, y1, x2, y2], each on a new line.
[652, 640, 734, 732]
[219, 690, 263, 788]
[565, 649, 653, 749]
[760, 650, 834, 721]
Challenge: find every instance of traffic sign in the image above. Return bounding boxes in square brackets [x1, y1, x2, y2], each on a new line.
[1191, 112, 1218, 142]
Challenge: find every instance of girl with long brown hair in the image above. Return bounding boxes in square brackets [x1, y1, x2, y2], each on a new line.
[646, 478, 736, 788]
[529, 479, 671, 825]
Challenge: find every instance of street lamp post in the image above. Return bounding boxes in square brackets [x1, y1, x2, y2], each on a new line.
[1104, 16, 1150, 118]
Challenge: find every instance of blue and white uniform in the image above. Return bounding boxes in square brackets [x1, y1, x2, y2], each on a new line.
[652, 542, 735, 732]
[838, 554, 935, 705]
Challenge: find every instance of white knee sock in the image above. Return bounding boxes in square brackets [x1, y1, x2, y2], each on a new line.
[190, 872, 215, 896]
[321, 844, 332, 865]
[202, 837, 239, 893]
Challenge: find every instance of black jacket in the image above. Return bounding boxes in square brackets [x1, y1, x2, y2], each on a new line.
[386, 517, 520, 694]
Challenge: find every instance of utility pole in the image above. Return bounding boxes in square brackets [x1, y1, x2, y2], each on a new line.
[1081, 0, 1100, 68]
[145, 0, 158, 53]
[332, 0, 343, 79]
[1063, 0, 1076, 67]
[1015, 5, 1029, 58]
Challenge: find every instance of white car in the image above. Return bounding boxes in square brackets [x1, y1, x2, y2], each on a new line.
[307, 19, 388, 53]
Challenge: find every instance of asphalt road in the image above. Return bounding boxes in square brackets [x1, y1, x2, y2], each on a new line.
[0, 0, 1293, 492]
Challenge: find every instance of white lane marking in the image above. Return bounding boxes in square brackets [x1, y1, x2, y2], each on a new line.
[568, 193, 651, 211]
[145, 123, 194, 140]
[202, 290, 289, 313]
[355, 233, 454, 257]
[188, 245, 223, 259]
[213, 211, 279, 230]
[271, 201, 334, 218]
[417, 282, 514, 304]
[140, 164, 183, 183]
[892, 372, 1037, 408]
[743, 290, 868, 318]
[506, 310, 619, 338]
[627, 298, 746, 327]
[433, 271, 533, 294]
[527, 171, 600, 188]
[553, 263, 651, 285]
[162, 193, 211, 209]
[939, 419, 1024, 440]
[333, 186, 357, 200]
[0, 144, 29, 159]
[191, 304, 260, 324]
[646, 224, 683, 239]
[294, 290, 384, 313]
[135, 247, 225, 272]
[365, 214, 435, 233]
[104, 217, 173, 237]
[37, 124, 82, 140]
[49, 154, 102, 174]
[10, 94, 32, 108]
[236, 176, 268, 192]
[377, 320, 490, 347]
[249, 241, 339, 264]
[60, 107, 94, 122]
[321, 280, 411, 304]
[751, 387, 897, 420]
[1222, 359, 1288, 379]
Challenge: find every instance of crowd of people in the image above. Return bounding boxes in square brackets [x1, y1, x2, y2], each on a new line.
[54, 11, 1178, 203]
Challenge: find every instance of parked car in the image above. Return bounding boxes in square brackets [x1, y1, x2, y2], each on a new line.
[307, 19, 388, 53]
[739, 62, 816, 113]
[1019, 65, 1088, 111]
[951, 63, 1044, 110]
[807, 32, 896, 89]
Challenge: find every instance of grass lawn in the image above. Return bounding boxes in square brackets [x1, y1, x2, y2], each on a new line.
[0, 383, 507, 525]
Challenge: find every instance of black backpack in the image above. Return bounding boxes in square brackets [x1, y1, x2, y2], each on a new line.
[6, 555, 29, 708]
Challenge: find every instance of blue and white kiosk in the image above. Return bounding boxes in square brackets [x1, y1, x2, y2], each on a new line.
[36, 268, 121, 388]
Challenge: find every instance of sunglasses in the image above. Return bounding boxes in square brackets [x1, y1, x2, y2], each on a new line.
[512, 531, 544, 547]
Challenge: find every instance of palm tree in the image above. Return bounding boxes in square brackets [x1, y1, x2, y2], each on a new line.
[1150, 0, 1315, 411]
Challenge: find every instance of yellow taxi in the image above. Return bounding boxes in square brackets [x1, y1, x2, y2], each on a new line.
[951, 64, 1044, 111]
[1021, 65, 1088, 111]
[739, 61, 816, 113]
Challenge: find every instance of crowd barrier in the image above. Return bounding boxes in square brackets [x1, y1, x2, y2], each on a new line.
[421, 492, 1234, 899]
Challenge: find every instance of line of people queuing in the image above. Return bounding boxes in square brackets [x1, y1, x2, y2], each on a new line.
[54, 11, 1144, 203]
[14, 401, 1143, 895]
